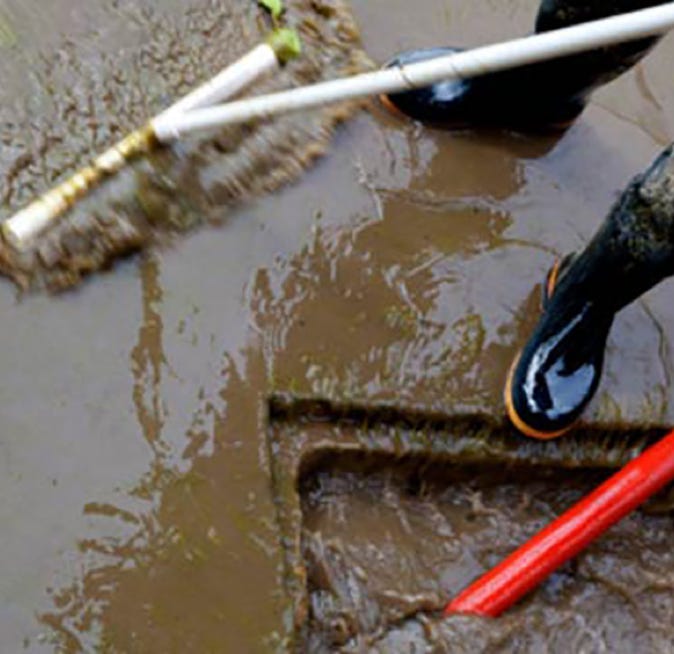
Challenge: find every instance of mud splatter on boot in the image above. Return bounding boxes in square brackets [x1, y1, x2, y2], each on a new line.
[380, 0, 666, 130]
[506, 144, 674, 438]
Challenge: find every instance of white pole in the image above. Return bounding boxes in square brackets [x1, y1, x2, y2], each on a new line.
[153, 3, 674, 141]
[2, 43, 281, 251]
[159, 44, 278, 118]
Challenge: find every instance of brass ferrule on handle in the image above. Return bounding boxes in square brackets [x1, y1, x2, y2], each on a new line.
[0, 31, 297, 251]
[1, 124, 158, 251]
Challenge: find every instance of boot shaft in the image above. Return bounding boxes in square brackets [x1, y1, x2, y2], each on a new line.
[557, 146, 674, 312]
[531, 0, 665, 102]
[536, 0, 671, 31]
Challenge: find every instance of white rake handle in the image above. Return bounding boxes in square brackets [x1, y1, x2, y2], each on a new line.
[159, 43, 278, 118]
[2, 43, 280, 250]
[153, 3, 674, 141]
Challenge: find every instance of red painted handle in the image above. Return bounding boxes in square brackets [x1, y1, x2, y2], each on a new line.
[446, 429, 674, 618]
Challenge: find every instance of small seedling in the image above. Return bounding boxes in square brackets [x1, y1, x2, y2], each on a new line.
[267, 27, 302, 63]
[258, 0, 284, 20]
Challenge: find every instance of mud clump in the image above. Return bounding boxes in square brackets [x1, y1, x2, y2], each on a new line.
[299, 459, 674, 653]
[0, 0, 371, 292]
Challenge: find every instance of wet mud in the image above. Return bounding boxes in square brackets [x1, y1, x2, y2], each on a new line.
[267, 401, 672, 652]
[0, 0, 369, 292]
[301, 460, 674, 653]
[2, 1, 674, 653]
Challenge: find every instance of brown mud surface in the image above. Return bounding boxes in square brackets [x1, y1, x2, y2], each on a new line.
[268, 401, 671, 652]
[302, 460, 674, 653]
[1, 1, 674, 653]
[0, 0, 369, 291]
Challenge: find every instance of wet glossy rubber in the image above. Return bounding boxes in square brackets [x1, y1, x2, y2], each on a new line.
[505, 290, 613, 440]
[380, 47, 585, 130]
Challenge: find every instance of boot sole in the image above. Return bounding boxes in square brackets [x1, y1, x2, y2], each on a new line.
[379, 94, 578, 131]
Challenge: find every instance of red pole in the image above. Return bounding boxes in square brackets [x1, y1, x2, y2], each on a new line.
[445, 429, 674, 618]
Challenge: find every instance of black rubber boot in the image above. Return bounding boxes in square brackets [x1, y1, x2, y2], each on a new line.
[505, 145, 674, 439]
[380, 0, 666, 130]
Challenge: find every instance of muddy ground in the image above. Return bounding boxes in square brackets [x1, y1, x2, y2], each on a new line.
[1, 0, 674, 652]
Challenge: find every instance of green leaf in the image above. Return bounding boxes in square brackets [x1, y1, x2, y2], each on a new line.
[258, 0, 283, 19]
[267, 28, 301, 64]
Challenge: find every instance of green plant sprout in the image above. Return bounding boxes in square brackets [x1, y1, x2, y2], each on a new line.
[258, 0, 284, 21]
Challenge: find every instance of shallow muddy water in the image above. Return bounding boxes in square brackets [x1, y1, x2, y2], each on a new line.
[301, 459, 674, 652]
[1, 1, 674, 652]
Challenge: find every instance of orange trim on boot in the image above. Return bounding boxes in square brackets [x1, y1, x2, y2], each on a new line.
[378, 93, 412, 121]
[546, 258, 562, 301]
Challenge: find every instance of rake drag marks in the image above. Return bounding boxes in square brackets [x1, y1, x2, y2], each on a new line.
[0, 0, 369, 291]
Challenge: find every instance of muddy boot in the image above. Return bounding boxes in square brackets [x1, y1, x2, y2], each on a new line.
[505, 145, 674, 439]
[380, 0, 666, 130]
